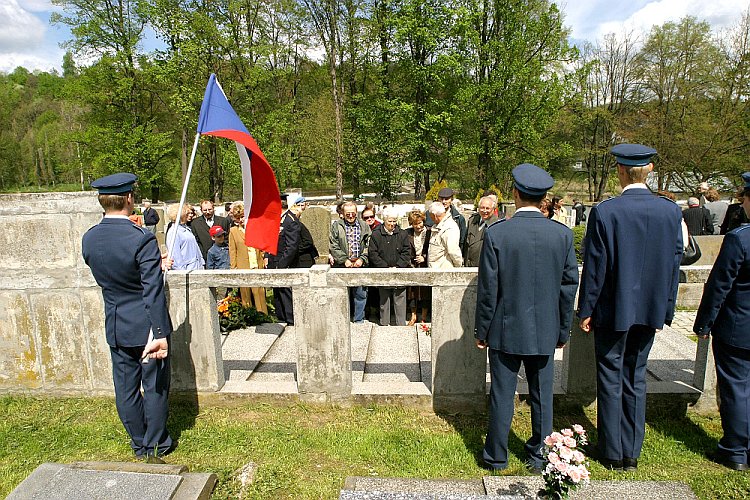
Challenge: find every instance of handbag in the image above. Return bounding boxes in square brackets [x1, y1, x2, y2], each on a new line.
[681, 234, 701, 265]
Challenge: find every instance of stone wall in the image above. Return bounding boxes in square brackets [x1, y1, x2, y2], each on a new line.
[0, 192, 719, 411]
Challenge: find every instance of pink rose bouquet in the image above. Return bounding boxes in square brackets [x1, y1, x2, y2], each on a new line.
[540, 425, 589, 499]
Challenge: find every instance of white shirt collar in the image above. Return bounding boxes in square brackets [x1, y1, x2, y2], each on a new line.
[104, 215, 130, 220]
[516, 207, 541, 213]
[622, 183, 649, 192]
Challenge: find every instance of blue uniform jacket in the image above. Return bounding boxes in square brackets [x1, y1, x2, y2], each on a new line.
[578, 188, 683, 331]
[694, 224, 750, 349]
[474, 211, 579, 355]
[82, 218, 173, 347]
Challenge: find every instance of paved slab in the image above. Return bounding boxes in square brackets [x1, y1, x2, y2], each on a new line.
[417, 324, 432, 391]
[8, 462, 217, 500]
[340, 491, 514, 499]
[343, 477, 487, 495]
[352, 322, 374, 382]
[221, 323, 284, 381]
[247, 326, 297, 382]
[484, 476, 697, 499]
[364, 326, 420, 383]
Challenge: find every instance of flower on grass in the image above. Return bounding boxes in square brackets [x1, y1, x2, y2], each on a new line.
[541, 425, 589, 499]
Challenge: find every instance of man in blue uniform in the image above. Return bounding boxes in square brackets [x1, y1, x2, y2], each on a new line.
[693, 172, 750, 471]
[578, 144, 683, 471]
[82, 173, 175, 460]
[475, 164, 579, 472]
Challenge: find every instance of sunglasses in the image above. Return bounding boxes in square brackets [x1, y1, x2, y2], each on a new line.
[363, 215, 375, 220]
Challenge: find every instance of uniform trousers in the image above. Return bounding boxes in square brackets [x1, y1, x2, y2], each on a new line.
[713, 338, 750, 464]
[378, 286, 406, 326]
[273, 287, 293, 325]
[594, 324, 655, 460]
[110, 345, 173, 457]
[483, 349, 554, 469]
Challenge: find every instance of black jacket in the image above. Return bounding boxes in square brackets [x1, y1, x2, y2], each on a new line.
[369, 224, 411, 269]
[683, 206, 714, 236]
[143, 207, 160, 226]
[297, 222, 319, 268]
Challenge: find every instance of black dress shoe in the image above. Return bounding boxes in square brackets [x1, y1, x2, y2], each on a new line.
[623, 457, 638, 471]
[525, 461, 544, 475]
[599, 457, 624, 471]
[708, 452, 748, 471]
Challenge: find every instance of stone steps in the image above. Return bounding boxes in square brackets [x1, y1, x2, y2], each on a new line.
[219, 315, 702, 396]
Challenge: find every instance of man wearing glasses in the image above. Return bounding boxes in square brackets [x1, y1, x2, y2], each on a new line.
[329, 201, 372, 322]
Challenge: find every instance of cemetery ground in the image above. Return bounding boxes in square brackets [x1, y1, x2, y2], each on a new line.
[1, 396, 749, 499]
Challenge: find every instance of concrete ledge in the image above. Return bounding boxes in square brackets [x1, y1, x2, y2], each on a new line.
[220, 380, 298, 393]
[69, 461, 188, 475]
[344, 477, 486, 495]
[353, 381, 431, 395]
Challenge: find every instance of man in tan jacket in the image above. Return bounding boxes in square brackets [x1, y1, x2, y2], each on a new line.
[427, 201, 463, 268]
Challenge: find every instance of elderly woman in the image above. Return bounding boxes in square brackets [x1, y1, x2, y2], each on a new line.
[406, 210, 431, 324]
[228, 201, 268, 314]
[369, 206, 411, 326]
[361, 204, 381, 231]
[165, 203, 204, 270]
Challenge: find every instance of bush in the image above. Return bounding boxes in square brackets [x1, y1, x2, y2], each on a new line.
[473, 184, 504, 207]
[573, 224, 586, 264]
[425, 179, 448, 203]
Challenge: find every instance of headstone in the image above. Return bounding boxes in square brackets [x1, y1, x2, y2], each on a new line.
[483, 476, 698, 499]
[8, 462, 217, 500]
[300, 206, 334, 263]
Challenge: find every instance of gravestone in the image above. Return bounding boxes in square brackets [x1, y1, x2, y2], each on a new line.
[300, 206, 334, 263]
[8, 462, 217, 500]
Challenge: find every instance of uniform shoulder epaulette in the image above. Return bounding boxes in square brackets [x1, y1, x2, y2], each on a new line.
[733, 224, 750, 234]
[131, 223, 147, 234]
[487, 218, 506, 228]
[657, 195, 677, 204]
[596, 196, 617, 206]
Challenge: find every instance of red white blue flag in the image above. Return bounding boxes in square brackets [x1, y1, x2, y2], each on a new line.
[197, 73, 281, 254]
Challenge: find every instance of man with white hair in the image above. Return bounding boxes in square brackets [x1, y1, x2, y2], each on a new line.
[683, 196, 714, 236]
[464, 195, 501, 267]
[369, 206, 411, 325]
[427, 202, 463, 268]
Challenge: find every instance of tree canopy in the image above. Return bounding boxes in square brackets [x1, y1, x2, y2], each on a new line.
[1, 2, 749, 202]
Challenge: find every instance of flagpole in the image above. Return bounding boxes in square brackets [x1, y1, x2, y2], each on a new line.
[143, 131, 202, 359]
[166, 132, 202, 269]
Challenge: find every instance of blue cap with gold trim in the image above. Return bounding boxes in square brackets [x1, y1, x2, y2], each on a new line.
[91, 173, 137, 194]
[512, 163, 554, 196]
[742, 172, 750, 189]
[610, 144, 657, 167]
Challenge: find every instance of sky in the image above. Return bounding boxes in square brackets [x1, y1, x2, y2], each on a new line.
[1, 0, 749, 74]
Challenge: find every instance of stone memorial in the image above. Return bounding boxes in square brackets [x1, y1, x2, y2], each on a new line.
[300, 205, 334, 263]
[8, 462, 217, 500]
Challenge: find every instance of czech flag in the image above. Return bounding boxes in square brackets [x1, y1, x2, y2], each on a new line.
[197, 73, 281, 254]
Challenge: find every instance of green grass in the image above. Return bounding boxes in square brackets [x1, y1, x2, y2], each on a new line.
[1, 396, 748, 499]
